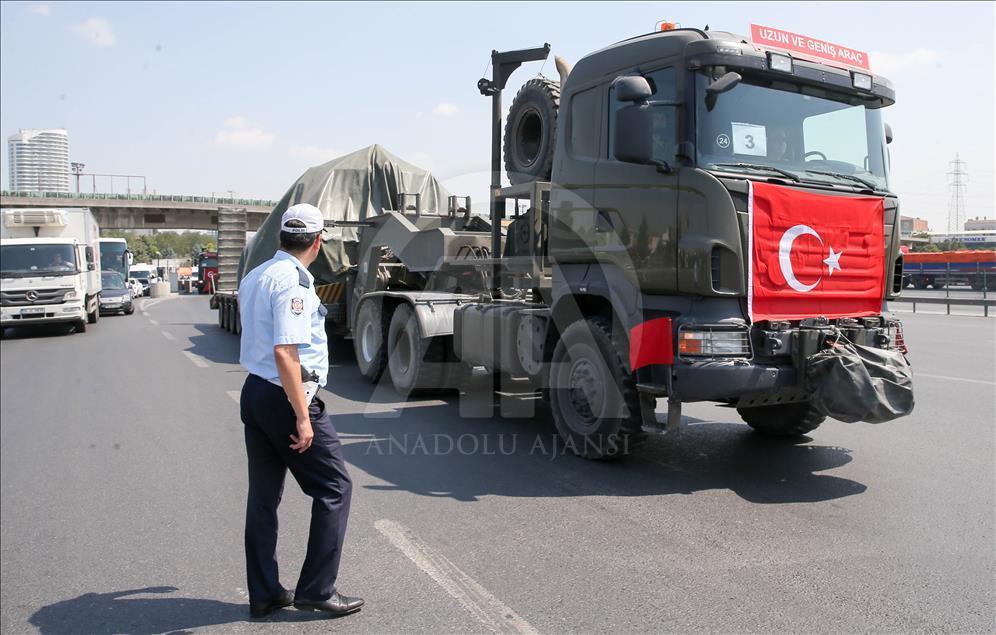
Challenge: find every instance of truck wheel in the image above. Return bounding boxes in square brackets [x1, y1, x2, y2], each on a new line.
[737, 402, 825, 436]
[234, 306, 241, 335]
[75, 318, 87, 333]
[548, 317, 643, 460]
[87, 298, 99, 324]
[503, 78, 560, 185]
[387, 303, 447, 396]
[354, 300, 388, 382]
[218, 301, 226, 329]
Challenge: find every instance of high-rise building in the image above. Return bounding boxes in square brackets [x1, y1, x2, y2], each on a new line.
[7, 128, 70, 192]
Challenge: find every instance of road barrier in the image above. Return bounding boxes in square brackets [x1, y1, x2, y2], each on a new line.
[891, 295, 994, 316]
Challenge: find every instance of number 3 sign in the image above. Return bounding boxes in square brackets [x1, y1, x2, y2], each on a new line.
[731, 122, 767, 157]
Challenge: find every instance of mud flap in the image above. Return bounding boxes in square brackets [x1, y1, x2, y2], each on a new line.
[806, 339, 914, 423]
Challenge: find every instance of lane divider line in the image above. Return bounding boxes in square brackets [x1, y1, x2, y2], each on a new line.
[162, 331, 175, 341]
[149, 319, 159, 326]
[183, 351, 209, 368]
[227, 390, 241, 404]
[374, 519, 537, 634]
[915, 372, 996, 386]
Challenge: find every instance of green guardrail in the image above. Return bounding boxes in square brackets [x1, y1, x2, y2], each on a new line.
[0, 190, 278, 208]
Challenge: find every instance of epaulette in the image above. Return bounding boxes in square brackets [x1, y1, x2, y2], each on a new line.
[297, 267, 311, 289]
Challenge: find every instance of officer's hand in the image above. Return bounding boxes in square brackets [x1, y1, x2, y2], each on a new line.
[289, 417, 314, 453]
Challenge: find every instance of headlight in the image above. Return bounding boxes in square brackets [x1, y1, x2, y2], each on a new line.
[852, 72, 872, 91]
[63, 290, 79, 301]
[679, 328, 751, 357]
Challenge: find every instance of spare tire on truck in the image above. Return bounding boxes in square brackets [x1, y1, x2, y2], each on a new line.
[503, 78, 560, 185]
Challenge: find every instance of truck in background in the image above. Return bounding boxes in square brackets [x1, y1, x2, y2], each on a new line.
[98, 237, 133, 282]
[194, 250, 219, 294]
[903, 250, 995, 290]
[1, 208, 103, 334]
[216, 24, 912, 458]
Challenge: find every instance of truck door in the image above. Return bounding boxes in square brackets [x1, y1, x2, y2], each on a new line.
[549, 83, 603, 265]
[593, 66, 679, 295]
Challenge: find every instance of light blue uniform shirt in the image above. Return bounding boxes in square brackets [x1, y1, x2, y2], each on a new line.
[239, 250, 329, 387]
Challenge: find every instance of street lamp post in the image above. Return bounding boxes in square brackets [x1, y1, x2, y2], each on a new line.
[70, 162, 85, 193]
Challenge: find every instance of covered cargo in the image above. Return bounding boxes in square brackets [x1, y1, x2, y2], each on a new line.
[241, 144, 452, 285]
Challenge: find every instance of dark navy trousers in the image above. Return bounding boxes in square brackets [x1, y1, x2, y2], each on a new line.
[240, 373, 352, 605]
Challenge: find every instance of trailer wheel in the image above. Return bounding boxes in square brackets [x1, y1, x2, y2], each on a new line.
[503, 78, 560, 185]
[354, 300, 389, 382]
[548, 316, 644, 460]
[218, 300, 226, 329]
[737, 402, 825, 436]
[234, 306, 241, 335]
[387, 303, 447, 396]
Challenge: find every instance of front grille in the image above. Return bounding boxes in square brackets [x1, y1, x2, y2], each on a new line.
[1, 288, 69, 306]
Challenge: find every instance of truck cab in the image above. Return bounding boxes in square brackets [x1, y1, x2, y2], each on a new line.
[538, 28, 905, 446]
[1, 208, 103, 333]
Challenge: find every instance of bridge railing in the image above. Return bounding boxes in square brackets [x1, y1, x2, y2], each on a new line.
[1, 190, 278, 208]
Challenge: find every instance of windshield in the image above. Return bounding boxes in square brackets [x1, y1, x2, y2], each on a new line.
[1, 244, 79, 277]
[101, 271, 127, 289]
[696, 72, 890, 191]
[100, 241, 129, 279]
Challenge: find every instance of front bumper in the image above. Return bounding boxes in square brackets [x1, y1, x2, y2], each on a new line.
[634, 315, 902, 405]
[1, 302, 86, 326]
[100, 298, 133, 313]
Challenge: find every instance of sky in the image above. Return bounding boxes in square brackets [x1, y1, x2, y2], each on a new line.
[1, 1, 994, 231]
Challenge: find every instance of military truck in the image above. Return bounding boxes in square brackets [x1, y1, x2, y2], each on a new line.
[222, 24, 913, 458]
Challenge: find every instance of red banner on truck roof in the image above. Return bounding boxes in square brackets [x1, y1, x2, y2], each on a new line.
[750, 24, 870, 71]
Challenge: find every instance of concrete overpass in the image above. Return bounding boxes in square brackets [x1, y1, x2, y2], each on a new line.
[0, 190, 276, 231]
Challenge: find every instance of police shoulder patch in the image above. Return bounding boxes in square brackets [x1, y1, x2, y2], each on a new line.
[290, 297, 305, 315]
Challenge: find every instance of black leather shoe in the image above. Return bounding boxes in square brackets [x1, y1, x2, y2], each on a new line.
[249, 589, 294, 618]
[294, 591, 364, 616]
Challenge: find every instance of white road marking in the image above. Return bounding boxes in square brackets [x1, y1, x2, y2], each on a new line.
[374, 519, 537, 634]
[161, 331, 175, 341]
[227, 390, 241, 403]
[916, 372, 996, 387]
[149, 319, 159, 326]
[183, 351, 209, 368]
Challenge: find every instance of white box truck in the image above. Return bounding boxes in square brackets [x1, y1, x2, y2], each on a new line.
[1, 208, 103, 334]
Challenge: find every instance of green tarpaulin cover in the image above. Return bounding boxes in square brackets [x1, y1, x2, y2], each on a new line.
[241, 144, 451, 285]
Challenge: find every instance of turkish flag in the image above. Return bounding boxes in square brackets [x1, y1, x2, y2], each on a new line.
[749, 181, 885, 321]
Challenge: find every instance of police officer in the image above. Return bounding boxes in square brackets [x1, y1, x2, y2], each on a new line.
[238, 203, 363, 619]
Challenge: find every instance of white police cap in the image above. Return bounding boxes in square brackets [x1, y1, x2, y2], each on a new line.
[281, 204, 325, 234]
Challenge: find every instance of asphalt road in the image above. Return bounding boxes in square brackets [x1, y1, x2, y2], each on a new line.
[1, 296, 994, 633]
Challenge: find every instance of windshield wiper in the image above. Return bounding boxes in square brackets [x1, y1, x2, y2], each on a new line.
[804, 170, 878, 191]
[710, 162, 800, 182]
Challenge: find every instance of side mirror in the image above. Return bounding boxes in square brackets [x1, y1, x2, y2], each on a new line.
[884, 122, 893, 145]
[613, 75, 653, 103]
[705, 71, 742, 111]
[613, 104, 654, 165]
[706, 71, 742, 95]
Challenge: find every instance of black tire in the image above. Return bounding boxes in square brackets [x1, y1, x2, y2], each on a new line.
[218, 301, 226, 329]
[354, 300, 389, 383]
[387, 303, 447, 396]
[503, 78, 560, 185]
[87, 298, 99, 324]
[75, 318, 87, 333]
[234, 306, 242, 335]
[737, 402, 826, 436]
[548, 316, 644, 460]
[125, 306, 134, 315]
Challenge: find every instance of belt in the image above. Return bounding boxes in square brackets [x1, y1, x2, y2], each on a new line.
[260, 366, 320, 388]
